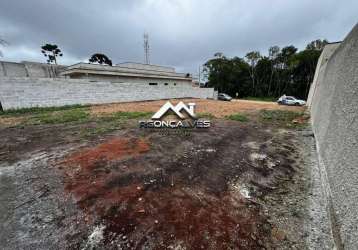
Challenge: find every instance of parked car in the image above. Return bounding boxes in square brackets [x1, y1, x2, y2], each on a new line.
[277, 95, 306, 106]
[218, 93, 232, 101]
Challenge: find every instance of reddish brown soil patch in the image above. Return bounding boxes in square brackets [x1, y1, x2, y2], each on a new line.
[64, 138, 149, 171]
[61, 138, 150, 211]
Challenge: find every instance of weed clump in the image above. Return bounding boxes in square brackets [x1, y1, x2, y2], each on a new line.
[226, 113, 249, 122]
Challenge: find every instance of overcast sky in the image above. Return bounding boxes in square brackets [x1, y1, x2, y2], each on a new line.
[0, 0, 357, 73]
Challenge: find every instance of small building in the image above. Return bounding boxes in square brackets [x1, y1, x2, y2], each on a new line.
[60, 62, 193, 86]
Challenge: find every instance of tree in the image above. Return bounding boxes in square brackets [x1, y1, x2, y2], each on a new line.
[255, 57, 272, 96]
[89, 53, 113, 66]
[306, 39, 328, 51]
[203, 54, 232, 92]
[245, 51, 261, 96]
[277, 45, 297, 69]
[0, 37, 9, 57]
[214, 52, 224, 58]
[203, 54, 250, 96]
[41, 44, 63, 64]
[268, 46, 280, 96]
[290, 49, 321, 98]
[275, 46, 297, 95]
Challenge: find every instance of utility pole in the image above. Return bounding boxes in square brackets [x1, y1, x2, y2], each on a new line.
[144, 33, 150, 64]
[198, 66, 201, 87]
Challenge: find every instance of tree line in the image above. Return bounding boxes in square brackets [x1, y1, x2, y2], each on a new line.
[203, 39, 328, 99]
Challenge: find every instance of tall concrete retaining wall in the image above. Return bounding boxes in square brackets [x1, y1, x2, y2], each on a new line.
[0, 77, 216, 110]
[309, 23, 358, 249]
[307, 42, 341, 107]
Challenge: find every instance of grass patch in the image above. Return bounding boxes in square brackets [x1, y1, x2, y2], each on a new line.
[29, 109, 90, 124]
[260, 110, 303, 121]
[0, 104, 88, 116]
[243, 96, 277, 102]
[99, 111, 153, 122]
[197, 112, 216, 119]
[2, 107, 153, 126]
[29, 110, 151, 126]
[226, 113, 249, 122]
[260, 110, 305, 127]
[79, 111, 153, 138]
[111, 111, 153, 120]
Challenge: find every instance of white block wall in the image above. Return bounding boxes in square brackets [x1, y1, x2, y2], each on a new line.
[0, 61, 65, 78]
[0, 77, 216, 110]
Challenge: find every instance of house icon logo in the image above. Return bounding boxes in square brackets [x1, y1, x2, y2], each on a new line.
[139, 101, 210, 129]
[152, 101, 197, 121]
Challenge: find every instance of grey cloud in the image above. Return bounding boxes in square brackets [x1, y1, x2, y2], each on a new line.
[0, 0, 357, 73]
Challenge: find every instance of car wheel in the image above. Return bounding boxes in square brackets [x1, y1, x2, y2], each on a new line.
[295, 102, 300, 106]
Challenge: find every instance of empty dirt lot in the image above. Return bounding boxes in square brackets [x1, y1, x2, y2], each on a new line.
[90, 99, 304, 117]
[0, 99, 328, 249]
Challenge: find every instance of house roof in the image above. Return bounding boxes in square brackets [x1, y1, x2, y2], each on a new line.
[60, 63, 192, 81]
[116, 62, 175, 73]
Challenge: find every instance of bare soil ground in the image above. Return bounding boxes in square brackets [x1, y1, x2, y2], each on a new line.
[0, 99, 312, 249]
[90, 99, 304, 117]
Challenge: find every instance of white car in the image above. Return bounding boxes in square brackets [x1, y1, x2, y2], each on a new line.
[218, 93, 233, 101]
[277, 96, 306, 106]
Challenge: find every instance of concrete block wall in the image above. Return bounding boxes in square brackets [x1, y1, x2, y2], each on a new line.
[0, 77, 215, 110]
[0, 61, 65, 78]
[0, 61, 28, 77]
[23, 61, 66, 78]
[309, 23, 358, 250]
[0, 62, 5, 76]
